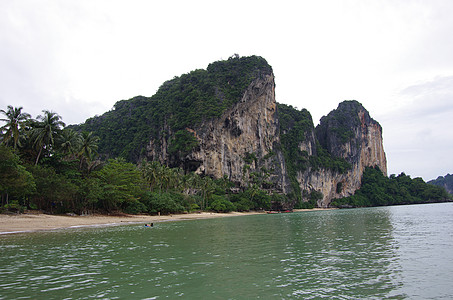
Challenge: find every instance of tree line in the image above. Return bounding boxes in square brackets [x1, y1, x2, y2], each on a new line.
[1, 105, 287, 215]
[331, 166, 452, 208]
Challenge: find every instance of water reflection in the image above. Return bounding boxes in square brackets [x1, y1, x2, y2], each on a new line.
[389, 203, 453, 299]
[272, 208, 404, 299]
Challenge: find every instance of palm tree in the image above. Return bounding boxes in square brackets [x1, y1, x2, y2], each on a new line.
[30, 110, 65, 165]
[140, 161, 163, 192]
[58, 128, 82, 159]
[0, 105, 31, 149]
[167, 167, 184, 192]
[199, 176, 215, 210]
[78, 131, 100, 170]
[79, 131, 99, 159]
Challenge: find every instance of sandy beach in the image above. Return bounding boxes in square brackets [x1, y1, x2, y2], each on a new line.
[0, 211, 263, 234]
[0, 208, 334, 235]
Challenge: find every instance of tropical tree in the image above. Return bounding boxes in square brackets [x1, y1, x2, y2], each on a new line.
[198, 176, 215, 209]
[30, 110, 65, 165]
[78, 131, 99, 170]
[140, 160, 163, 192]
[93, 158, 146, 212]
[58, 128, 82, 159]
[0, 145, 35, 207]
[0, 105, 31, 149]
[182, 172, 198, 195]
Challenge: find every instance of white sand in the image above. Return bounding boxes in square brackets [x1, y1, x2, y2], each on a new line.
[0, 211, 263, 234]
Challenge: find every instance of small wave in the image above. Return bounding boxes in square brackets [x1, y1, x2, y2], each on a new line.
[0, 230, 28, 235]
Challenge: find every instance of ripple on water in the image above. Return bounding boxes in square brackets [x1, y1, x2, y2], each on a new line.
[0, 204, 452, 299]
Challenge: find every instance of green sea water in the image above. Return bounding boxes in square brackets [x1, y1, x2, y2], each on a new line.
[1, 203, 453, 299]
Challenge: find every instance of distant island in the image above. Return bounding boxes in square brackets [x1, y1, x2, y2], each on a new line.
[1, 55, 451, 215]
[429, 174, 453, 195]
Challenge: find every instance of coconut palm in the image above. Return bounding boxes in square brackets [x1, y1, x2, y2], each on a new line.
[199, 176, 215, 210]
[58, 128, 82, 159]
[79, 131, 99, 159]
[168, 167, 184, 192]
[31, 110, 65, 165]
[78, 131, 100, 170]
[0, 105, 31, 149]
[140, 161, 163, 192]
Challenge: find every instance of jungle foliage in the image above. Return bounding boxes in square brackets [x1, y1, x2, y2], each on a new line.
[331, 166, 452, 208]
[428, 174, 453, 195]
[316, 100, 363, 146]
[277, 103, 351, 204]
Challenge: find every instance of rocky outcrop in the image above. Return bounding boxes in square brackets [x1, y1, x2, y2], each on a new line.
[190, 73, 289, 192]
[146, 82, 386, 208]
[298, 101, 387, 207]
[147, 73, 291, 193]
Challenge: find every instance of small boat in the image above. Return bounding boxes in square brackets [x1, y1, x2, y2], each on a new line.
[266, 211, 280, 214]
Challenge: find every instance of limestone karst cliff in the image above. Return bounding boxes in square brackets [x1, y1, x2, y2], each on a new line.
[147, 72, 291, 195]
[303, 101, 387, 207]
[76, 55, 387, 207]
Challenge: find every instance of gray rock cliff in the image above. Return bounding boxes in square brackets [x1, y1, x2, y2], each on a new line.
[146, 73, 291, 194]
[299, 101, 387, 207]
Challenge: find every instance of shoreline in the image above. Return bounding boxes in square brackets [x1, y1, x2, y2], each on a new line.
[0, 208, 335, 235]
[0, 211, 262, 235]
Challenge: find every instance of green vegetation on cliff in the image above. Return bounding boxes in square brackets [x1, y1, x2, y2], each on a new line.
[428, 174, 453, 195]
[277, 103, 351, 204]
[277, 103, 313, 200]
[77, 55, 272, 161]
[278, 103, 351, 175]
[316, 100, 363, 147]
[332, 167, 452, 208]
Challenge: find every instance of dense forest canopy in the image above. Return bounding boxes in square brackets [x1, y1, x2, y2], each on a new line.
[331, 167, 451, 208]
[0, 117, 280, 215]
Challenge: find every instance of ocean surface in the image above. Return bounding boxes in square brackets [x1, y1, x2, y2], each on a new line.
[1, 203, 452, 299]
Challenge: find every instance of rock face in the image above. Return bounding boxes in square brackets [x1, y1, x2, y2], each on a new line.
[147, 73, 291, 194]
[190, 74, 289, 192]
[298, 101, 387, 207]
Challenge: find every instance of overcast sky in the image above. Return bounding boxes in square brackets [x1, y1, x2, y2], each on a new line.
[1, 0, 452, 181]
